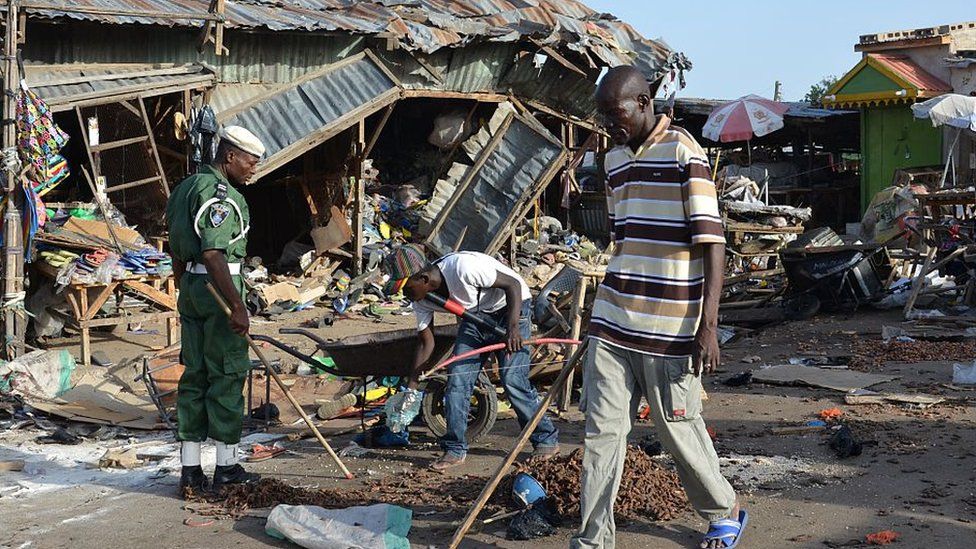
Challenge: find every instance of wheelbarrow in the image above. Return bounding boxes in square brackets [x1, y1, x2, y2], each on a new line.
[780, 243, 892, 319]
[251, 324, 499, 442]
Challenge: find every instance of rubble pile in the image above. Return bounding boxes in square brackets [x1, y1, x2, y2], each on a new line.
[509, 447, 689, 521]
[849, 337, 976, 370]
[511, 216, 606, 291]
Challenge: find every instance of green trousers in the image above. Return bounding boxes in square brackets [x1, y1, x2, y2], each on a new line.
[176, 274, 251, 444]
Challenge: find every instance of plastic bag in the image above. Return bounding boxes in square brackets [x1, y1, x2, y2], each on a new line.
[507, 498, 562, 540]
[0, 349, 76, 399]
[265, 504, 411, 549]
[953, 361, 976, 385]
[384, 387, 422, 433]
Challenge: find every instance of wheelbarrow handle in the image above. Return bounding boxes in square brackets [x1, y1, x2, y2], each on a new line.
[251, 334, 343, 377]
[278, 327, 332, 348]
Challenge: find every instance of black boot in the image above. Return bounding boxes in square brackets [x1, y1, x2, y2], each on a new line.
[179, 465, 209, 495]
[213, 464, 261, 488]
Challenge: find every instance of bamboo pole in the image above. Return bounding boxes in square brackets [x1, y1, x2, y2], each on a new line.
[205, 282, 353, 479]
[447, 340, 589, 549]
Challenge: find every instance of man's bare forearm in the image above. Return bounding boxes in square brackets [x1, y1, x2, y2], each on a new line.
[700, 242, 725, 330]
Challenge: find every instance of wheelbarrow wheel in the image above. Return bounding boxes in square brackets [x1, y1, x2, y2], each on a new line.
[785, 293, 821, 320]
[421, 372, 498, 442]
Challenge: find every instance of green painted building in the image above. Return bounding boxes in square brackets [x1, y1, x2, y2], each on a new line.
[824, 53, 950, 208]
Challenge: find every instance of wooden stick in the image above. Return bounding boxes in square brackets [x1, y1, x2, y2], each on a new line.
[81, 167, 125, 254]
[205, 282, 354, 479]
[447, 339, 589, 549]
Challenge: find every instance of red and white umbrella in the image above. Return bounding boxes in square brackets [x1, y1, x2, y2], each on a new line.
[702, 94, 789, 143]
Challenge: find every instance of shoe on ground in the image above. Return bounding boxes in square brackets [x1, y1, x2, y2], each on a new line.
[316, 393, 357, 420]
[430, 453, 465, 472]
[532, 444, 560, 460]
[179, 465, 209, 495]
[213, 464, 261, 488]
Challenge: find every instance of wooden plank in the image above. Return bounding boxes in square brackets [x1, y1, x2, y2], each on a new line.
[352, 121, 365, 276]
[105, 175, 163, 193]
[89, 135, 149, 153]
[402, 89, 508, 102]
[75, 106, 99, 180]
[139, 96, 170, 197]
[85, 311, 178, 328]
[122, 280, 177, 311]
[362, 103, 395, 159]
[17, 3, 221, 21]
[83, 284, 117, 322]
[558, 277, 587, 411]
[904, 245, 938, 318]
[80, 285, 91, 367]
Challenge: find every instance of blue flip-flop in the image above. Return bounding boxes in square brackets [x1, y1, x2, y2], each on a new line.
[702, 509, 748, 548]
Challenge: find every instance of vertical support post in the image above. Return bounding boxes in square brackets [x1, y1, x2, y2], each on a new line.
[558, 276, 587, 411]
[352, 120, 365, 276]
[2, 0, 23, 359]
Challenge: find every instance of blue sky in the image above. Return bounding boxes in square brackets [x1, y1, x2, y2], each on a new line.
[584, 0, 974, 101]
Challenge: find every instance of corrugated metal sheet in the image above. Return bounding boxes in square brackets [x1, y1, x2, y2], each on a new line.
[24, 26, 364, 86]
[503, 51, 596, 117]
[220, 54, 398, 178]
[209, 82, 278, 114]
[21, 0, 684, 80]
[427, 107, 564, 255]
[25, 64, 214, 109]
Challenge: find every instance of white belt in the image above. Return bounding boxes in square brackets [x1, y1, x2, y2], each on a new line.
[186, 262, 241, 275]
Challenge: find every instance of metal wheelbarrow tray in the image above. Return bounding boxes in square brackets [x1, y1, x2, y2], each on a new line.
[252, 323, 498, 442]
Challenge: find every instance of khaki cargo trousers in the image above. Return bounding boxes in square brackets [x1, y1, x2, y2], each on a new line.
[570, 338, 736, 549]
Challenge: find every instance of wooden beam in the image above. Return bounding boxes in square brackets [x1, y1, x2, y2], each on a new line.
[105, 175, 163, 193]
[362, 103, 395, 159]
[122, 280, 177, 311]
[138, 96, 171, 196]
[402, 89, 508, 102]
[17, 3, 222, 21]
[88, 135, 149, 153]
[352, 121, 365, 276]
[46, 74, 214, 112]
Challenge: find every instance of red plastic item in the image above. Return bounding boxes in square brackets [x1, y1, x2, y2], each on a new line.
[866, 530, 900, 545]
[420, 338, 582, 379]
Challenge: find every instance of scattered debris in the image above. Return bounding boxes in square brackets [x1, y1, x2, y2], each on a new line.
[844, 389, 945, 408]
[865, 530, 900, 545]
[829, 425, 863, 459]
[819, 408, 844, 421]
[752, 364, 898, 392]
[850, 338, 976, 370]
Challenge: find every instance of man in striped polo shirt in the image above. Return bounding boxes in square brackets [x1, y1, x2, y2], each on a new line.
[571, 67, 746, 549]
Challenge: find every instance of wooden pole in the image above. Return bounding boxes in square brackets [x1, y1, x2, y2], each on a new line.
[352, 122, 365, 276]
[447, 340, 589, 549]
[205, 282, 354, 479]
[558, 277, 587, 411]
[2, 0, 23, 359]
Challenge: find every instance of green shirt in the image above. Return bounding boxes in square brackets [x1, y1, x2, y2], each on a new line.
[166, 164, 249, 264]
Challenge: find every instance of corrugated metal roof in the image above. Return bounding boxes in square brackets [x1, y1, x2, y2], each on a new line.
[22, 0, 685, 81]
[25, 64, 215, 111]
[870, 54, 952, 93]
[219, 53, 400, 183]
[673, 98, 856, 120]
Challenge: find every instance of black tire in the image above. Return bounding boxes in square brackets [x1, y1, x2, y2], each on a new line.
[421, 372, 498, 442]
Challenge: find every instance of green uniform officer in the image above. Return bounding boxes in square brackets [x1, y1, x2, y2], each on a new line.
[166, 125, 264, 493]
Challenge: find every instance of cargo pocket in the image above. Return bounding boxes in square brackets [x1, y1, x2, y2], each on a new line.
[662, 358, 702, 422]
[221, 346, 252, 375]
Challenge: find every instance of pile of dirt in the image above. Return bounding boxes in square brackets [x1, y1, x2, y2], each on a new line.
[506, 446, 689, 521]
[849, 337, 976, 370]
[194, 446, 689, 523]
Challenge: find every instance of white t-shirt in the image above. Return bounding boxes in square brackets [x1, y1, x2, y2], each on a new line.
[413, 252, 531, 331]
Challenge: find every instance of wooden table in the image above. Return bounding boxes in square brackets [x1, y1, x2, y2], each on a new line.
[37, 262, 178, 367]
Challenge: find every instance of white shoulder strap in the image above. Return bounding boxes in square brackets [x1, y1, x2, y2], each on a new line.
[192, 196, 250, 244]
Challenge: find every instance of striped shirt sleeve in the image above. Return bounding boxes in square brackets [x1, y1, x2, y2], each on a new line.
[679, 144, 725, 245]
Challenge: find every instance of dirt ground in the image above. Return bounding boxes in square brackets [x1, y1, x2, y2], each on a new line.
[2, 307, 976, 548]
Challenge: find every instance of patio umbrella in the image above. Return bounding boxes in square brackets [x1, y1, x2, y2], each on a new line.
[702, 94, 789, 202]
[912, 93, 976, 187]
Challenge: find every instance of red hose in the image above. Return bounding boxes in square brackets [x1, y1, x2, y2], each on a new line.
[419, 338, 582, 379]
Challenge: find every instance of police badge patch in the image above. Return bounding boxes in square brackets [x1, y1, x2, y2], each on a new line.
[209, 203, 231, 227]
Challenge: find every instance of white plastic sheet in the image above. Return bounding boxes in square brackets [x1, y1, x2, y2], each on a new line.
[266, 503, 411, 549]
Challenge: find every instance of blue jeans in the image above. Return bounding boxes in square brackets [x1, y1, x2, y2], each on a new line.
[441, 299, 559, 457]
